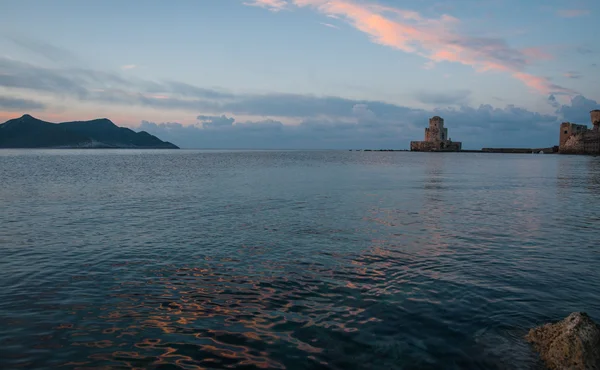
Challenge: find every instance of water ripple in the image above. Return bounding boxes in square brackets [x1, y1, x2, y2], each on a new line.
[1, 150, 599, 369]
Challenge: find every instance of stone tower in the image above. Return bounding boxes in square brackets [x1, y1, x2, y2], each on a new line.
[411, 116, 462, 151]
[560, 122, 572, 147]
[591, 110, 600, 131]
[560, 122, 588, 147]
[426, 116, 448, 141]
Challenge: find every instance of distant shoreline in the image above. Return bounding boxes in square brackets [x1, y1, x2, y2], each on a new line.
[0, 146, 179, 149]
[350, 148, 559, 154]
[1, 147, 580, 154]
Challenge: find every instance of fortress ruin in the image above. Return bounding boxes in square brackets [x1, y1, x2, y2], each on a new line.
[559, 110, 600, 154]
[410, 116, 462, 152]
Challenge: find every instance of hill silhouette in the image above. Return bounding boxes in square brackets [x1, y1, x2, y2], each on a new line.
[0, 114, 179, 149]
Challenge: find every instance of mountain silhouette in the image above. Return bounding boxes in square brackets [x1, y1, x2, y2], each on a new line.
[0, 114, 179, 149]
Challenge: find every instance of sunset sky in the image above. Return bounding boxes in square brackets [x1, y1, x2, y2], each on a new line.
[1, 0, 598, 148]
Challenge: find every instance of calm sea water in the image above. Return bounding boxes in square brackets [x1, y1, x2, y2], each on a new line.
[1, 150, 599, 370]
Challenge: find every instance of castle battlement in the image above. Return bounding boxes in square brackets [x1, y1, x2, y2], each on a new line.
[558, 110, 600, 154]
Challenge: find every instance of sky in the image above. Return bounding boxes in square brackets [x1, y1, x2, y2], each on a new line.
[0, 0, 598, 149]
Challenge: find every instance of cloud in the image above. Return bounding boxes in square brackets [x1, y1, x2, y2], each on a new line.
[0, 57, 234, 106]
[555, 95, 599, 123]
[320, 22, 339, 29]
[415, 90, 471, 105]
[197, 114, 235, 129]
[512, 72, 574, 96]
[140, 94, 600, 150]
[422, 61, 436, 70]
[351, 103, 376, 122]
[2, 55, 596, 149]
[159, 81, 235, 100]
[140, 114, 405, 149]
[0, 58, 90, 97]
[243, 0, 287, 12]
[121, 64, 137, 70]
[564, 72, 581, 79]
[0, 96, 46, 111]
[576, 47, 593, 55]
[521, 47, 553, 62]
[139, 117, 288, 149]
[243, 0, 574, 95]
[547, 94, 560, 109]
[5, 33, 81, 65]
[556, 9, 590, 18]
[218, 93, 422, 119]
[137, 98, 571, 149]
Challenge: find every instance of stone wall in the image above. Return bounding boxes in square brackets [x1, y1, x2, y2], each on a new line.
[410, 140, 462, 152]
[583, 131, 600, 153]
[559, 115, 600, 155]
[411, 141, 437, 151]
[445, 141, 462, 151]
[560, 131, 600, 154]
[560, 135, 585, 154]
[560, 122, 588, 147]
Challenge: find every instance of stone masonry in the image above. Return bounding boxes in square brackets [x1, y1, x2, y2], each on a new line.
[410, 116, 462, 152]
[559, 110, 600, 154]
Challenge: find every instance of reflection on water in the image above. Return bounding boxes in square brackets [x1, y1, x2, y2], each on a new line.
[0, 150, 599, 369]
[587, 157, 600, 188]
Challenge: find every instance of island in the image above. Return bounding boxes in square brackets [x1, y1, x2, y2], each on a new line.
[0, 114, 179, 149]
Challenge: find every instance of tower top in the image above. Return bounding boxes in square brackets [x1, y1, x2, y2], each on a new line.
[591, 110, 600, 125]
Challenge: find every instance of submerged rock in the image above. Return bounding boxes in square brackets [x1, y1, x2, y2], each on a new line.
[526, 312, 600, 370]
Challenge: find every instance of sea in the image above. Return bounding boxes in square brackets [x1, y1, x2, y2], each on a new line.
[0, 149, 599, 370]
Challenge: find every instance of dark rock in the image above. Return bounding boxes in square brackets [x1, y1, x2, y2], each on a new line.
[526, 312, 600, 370]
[0, 114, 179, 149]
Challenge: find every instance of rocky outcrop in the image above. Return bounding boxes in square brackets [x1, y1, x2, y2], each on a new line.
[526, 312, 600, 370]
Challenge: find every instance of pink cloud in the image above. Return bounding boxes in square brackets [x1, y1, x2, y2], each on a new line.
[521, 47, 553, 62]
[556, 9, 590, 18]
[245, 0, 574, 95]
[512, 73, 549, 93]
[430, 49, 463, 64]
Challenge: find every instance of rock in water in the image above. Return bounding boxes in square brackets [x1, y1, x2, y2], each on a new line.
[526, 312, 600, 370]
